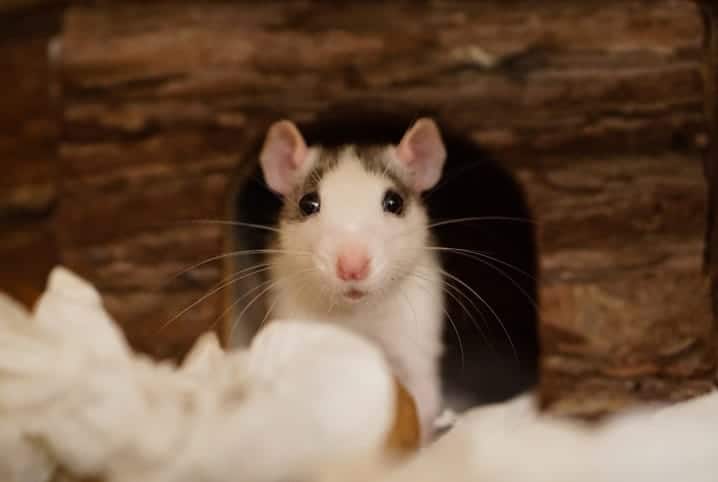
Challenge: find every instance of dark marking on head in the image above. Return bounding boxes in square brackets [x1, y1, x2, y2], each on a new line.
[280, 144, 418, 222]
[353, 145, 415, 206]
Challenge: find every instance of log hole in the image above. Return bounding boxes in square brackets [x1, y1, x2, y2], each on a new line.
[227, 105, 539, 409]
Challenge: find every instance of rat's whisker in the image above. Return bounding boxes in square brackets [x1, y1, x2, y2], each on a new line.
[387, 215, 535, 243]
[410, 269, 492, 352]
[227, 268, 315, 336]
[170, 249, 311, 282]
[392, 286, 437, 358]
[182, 219, 283, 234]
[390, 263, 476, 355]
[159, 264, 272, 332]
[437, 268, 517, 361]
[258, 270, 313, 330]
[426, 247, 538, 310]
[403, 273, 466, 370]
[426, 216, 536, 230]
[213, 277, 277, 335]
[427, 246, 536, 281]
[383, 283, 436, 361]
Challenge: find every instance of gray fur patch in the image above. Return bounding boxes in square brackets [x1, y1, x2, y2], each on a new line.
[281, 144, 416, 222]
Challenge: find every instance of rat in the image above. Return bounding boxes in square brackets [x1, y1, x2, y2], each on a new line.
[257, 117, 447, 443]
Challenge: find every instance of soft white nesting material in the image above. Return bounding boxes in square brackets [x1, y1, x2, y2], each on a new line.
[0, 267, 396, 482]
[2, 267, 718, 482]
[365, 390, 717, 482]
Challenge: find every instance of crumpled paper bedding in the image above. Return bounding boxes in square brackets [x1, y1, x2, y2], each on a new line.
[0, 267, 395, 482]
[2, 267, 718, 482]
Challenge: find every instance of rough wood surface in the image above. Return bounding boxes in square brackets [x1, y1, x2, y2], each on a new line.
[699, 0, 718, 383]
[701, 2, 718, 315]
[59, 1, 705, 166]
[56, 0, 715, 411]
[521, 155, 714, 414]
[0, 4, 63, 307]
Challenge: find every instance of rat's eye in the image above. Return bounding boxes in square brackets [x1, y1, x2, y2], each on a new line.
[298, 191, 321, 216]
[382, 189, 404, 215]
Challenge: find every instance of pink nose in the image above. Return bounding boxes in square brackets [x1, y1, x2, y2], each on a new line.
[336, 247, 370, 281]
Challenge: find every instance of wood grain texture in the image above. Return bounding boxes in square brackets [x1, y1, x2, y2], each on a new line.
[59, 1, 705, 166]
[0, 4, 63, 308]
[699, 0, 718, 384]
[56, 0, 716, 412]
[521, 155, 714, 414]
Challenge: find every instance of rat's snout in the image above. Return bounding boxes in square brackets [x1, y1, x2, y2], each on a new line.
[336, 244, 370, 282]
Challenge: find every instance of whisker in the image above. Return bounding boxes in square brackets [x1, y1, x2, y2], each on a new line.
[214, 277, 278, 335]
[259, 286, 283, 329]
[426, 216, 536, 230]
[158, 264, 272, 332]
[411, 269, 492, 352]
[441, 302, 465, 370]
[388, 215, 535, 244]
[181, 219, 282, 234]
[426, 247, 538, 310]
[259, 269, 313, 328]
[169, 248, 311, 282]
[403, 273, 466, 370]
[426, 246, 536, 281]
[225, 268, 315, 336]
[438, 268, 517, 361]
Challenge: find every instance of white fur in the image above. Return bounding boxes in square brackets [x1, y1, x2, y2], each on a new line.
[269, 151, 445, 442]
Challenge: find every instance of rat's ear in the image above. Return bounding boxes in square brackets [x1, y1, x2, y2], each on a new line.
[395, 118, 447, 192]
[259, 120, 309, 195]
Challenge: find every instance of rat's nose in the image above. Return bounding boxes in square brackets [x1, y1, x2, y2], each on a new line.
[336, 246, 370, 281]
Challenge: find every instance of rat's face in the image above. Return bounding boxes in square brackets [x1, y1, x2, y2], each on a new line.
[260, 119, 446, 306]
[278, 148, 430, 303]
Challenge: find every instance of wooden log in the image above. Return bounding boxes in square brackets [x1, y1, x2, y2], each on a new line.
[522, 155, 715, 414]
[59, 1, 704, 168]
[699, 0, 718, 381]
[57, 0, 716, 413]
[0, 3, 64, 308]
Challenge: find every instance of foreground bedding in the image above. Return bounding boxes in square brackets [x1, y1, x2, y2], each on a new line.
[1, 267, 716, 482]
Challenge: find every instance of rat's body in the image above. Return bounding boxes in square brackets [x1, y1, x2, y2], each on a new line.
[234, 108, 540, 443]
[258, 122, 448, 442]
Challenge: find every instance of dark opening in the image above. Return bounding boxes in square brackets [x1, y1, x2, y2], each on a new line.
[232, 104, 539, 409]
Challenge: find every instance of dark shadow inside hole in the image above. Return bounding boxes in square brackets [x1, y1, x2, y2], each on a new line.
[231, 104, 539, 409]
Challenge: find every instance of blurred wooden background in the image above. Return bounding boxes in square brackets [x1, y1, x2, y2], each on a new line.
[0, 1, 63, 308]
[1, 0, 715, 414]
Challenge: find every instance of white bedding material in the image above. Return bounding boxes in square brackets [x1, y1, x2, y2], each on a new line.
[1, 267, 717, 482]
[0, 267, 395, 482]
[368, 387, 718, 482]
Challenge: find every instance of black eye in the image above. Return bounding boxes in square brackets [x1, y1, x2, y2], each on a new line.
[298, 191, 321, 216]
[382, 189, 404, 215]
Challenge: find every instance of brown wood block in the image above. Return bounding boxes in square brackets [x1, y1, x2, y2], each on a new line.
[59, 1, 703, 164]
[0, 3, 63, 308]
[0, 220, 57, 308]
[521, 155, 715, 413]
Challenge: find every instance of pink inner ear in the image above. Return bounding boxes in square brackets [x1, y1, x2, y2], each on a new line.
[260, 120, 308, 195]
[396, 118, 447, 192]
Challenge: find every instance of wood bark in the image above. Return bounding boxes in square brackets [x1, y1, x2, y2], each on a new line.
[0, 4, 64, 308]
[700, 0, 718, 382]
[55, 0, 715, 412]
[526, 155, 714, 413]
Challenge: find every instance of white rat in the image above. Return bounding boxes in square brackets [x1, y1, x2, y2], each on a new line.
[258, 118, 447, 442]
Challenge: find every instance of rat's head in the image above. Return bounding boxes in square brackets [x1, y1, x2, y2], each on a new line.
[259, 118, 446, 305]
